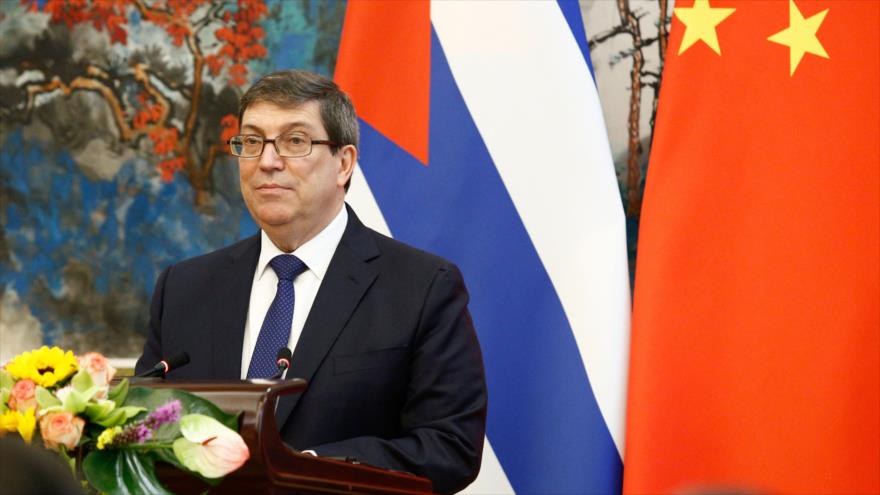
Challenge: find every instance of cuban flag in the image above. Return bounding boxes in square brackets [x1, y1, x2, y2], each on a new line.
[335, 1, 630, 492]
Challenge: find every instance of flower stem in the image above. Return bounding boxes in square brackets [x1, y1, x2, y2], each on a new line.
[119, 442, 174, 451]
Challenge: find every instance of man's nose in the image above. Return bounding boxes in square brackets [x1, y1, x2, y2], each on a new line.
[258, 140, 284, 170]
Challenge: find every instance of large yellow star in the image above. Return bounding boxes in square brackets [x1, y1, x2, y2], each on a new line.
[674, 0, 736, 55]
[767, 0, 830, 76]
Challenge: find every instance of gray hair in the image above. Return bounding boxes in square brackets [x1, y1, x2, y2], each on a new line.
[238, 69, 360, 157]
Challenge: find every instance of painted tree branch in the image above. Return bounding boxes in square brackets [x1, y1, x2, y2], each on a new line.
[22, 63, 170, 145]
[589, 24, 630, 48]
[588, 0, 671, 219]
[615, 0, 645, 217]
[649, 0, 670, 144]
[14, 0, 268, 205]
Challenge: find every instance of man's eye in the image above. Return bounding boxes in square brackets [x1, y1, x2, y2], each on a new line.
[243, 136, 262, 145]
[284, 135, 307, 146]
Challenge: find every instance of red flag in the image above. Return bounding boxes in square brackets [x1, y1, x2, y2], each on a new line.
[334, 0, 430, 164]
[625, 0, 879, 493]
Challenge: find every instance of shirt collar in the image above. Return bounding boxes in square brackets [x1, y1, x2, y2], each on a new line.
[257, 206, 348, 282]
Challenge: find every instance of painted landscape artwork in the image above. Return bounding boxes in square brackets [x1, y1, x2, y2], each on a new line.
[1, 0, 345, 360]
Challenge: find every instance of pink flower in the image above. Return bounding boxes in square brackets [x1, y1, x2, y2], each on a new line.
[8, 379, 37, 413]
[39, 411, 85, 451]
[78, 352, 116, 398]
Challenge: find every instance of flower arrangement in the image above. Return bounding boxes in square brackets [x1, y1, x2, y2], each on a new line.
[0, 347, 249, 493]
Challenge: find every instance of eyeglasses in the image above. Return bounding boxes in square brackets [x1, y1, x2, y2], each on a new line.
[227, 133, 338, 158]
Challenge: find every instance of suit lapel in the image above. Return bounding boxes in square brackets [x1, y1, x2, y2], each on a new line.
[275, 206, 380, 427]
[210, 234, 261, 379]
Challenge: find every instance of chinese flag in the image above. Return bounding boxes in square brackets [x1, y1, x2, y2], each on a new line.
[625, 0, 879, 493]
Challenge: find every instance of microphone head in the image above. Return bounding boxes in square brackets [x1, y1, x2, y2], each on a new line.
[164, 352, 190, 371]
[136, 351, 191, 378]
[275, 347, 292, 369]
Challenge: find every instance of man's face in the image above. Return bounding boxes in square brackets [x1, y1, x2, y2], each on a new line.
[238, 101, 354, 242]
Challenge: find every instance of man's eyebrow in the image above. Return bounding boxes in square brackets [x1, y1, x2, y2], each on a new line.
[240, 123, 265, 134]
[240, 121, 317, 135]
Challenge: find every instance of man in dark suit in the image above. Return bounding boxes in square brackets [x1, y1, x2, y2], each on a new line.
[135, 70, 487, 493]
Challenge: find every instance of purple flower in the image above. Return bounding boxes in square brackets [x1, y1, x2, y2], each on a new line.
[115, 423, 152, 445]
[144, 400, 182, 430]
[108, 400, 183, 447]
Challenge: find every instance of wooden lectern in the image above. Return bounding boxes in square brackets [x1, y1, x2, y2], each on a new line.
[132, 379, 433, 494]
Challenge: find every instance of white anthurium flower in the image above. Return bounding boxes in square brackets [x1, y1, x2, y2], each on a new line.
[172, 414, 249, 479]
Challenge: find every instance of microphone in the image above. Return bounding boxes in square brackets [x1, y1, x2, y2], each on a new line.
[136, 352, 190, 378]
[270, 347, 292, 380]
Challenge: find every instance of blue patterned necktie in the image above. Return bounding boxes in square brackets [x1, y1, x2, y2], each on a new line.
[246, 254, 307, 379]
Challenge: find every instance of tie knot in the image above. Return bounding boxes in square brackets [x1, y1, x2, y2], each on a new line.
[269, 254, 307, 281]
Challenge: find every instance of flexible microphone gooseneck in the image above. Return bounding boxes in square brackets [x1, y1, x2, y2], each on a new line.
[270, 347, 292, 380]
[136, 352, 191, 378]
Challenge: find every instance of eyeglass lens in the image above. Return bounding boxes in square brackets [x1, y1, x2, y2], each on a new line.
[229, 134, 312, 157]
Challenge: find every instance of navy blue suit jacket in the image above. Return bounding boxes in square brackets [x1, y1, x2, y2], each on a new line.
[135, 206, 487, 493]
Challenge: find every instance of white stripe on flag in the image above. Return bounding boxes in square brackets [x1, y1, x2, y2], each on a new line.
[432, 0, 631, 454]
[347, 165, 392, 237]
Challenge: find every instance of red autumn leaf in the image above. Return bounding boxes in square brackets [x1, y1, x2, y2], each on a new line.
[165, 24, 191, 47]
[158, 156, 186, 182]
[246, 44, 267, 59]
[148, 103, 163, 123]
[133, 112, 149, 130]
[228, 64, 247, 86]
[239, 0, 268, 19]
[110, 25, 127, 44]
[205, 55, 225, 76]
[219, 114, 239, 143]
[215, 26, 234, 42]
[20, 0, 38, 13]
[149, 127, 179, 156]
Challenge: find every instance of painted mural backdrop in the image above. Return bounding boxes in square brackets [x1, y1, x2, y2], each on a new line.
[0, 0, 345, 361]
[0, 0, 669, 362]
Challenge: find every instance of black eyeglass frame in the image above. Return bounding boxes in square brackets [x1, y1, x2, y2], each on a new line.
[226, 134, 339, 158]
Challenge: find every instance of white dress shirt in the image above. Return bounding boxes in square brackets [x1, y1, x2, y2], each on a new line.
[239, 206, 348, 379]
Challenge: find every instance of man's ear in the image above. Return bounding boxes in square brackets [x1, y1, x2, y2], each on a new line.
[338, 144, 357, 187]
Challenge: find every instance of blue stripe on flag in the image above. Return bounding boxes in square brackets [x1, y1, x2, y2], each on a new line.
[356, 27, 622, 494]
[556, 0, 595, 78]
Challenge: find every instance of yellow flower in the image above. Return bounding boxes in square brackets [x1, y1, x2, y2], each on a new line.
[0, 410, 18, 431]
[17, 408, 36, 443]
[96, 426, 122, 450]
[5, 347, 79, 388]
[0, 407, 36, 444]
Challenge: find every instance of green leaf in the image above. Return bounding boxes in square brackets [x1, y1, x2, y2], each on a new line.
[35, 386, 61, 408]
[108, 379, 129, 406]
[152, 448, 223, 487]
[82, 450, 121, 494]
[58, 446, 76, 477]
[83, 449, 174, 495]
[0, 391, 9, 414]
[84, 399, 117, 425]
[124, 387, 240, 436]
[71, 369, 93, 393]
[61, 389, 88, 414]
[90, 405, 146, 428]
[0, 369, 13, 390]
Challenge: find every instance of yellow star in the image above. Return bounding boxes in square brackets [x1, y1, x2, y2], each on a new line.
[674, 0, 736, 55]
[767, 0, 830, 76]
